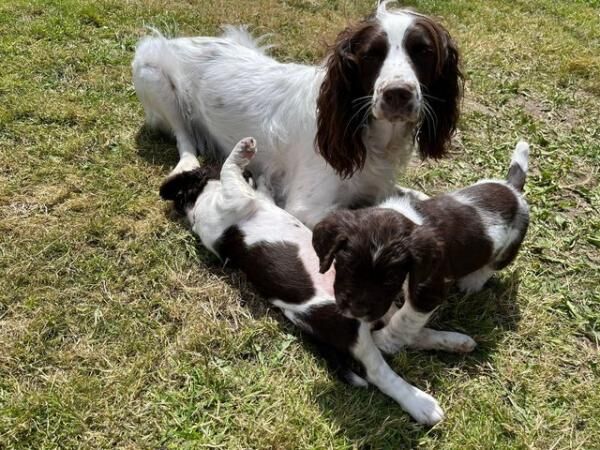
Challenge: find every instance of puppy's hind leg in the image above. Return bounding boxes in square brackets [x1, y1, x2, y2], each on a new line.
[219, 137, 259, 214]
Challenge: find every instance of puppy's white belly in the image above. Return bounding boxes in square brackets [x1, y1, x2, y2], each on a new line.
[197, 195, 335, 299]
[240, 201, 335, 298]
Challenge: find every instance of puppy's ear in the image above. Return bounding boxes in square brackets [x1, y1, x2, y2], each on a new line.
[373, 238, 411, 273]
[408, 226, 444, 287]
[159, 166, 217, 213]
[312, 212, 352, 273]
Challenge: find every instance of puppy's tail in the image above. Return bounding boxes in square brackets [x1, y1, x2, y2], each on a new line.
[159, 165, 219, 214]
[506, 140, 529, 192]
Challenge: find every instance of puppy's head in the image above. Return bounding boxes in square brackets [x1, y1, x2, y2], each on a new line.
[313, 208, 444, 321]
[159, 165, 220, 213]
[312, 209, 408, 321]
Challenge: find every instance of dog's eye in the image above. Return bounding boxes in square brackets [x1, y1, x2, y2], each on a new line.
[412, 43, 433, 56]
[362, 44, 387, 61]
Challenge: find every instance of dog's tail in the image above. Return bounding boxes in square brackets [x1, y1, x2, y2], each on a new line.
[159, 165, 220, 214]
[221, 25, 273, 54]
[506, 140, 529, 192]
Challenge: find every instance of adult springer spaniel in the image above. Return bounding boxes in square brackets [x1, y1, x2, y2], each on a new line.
[133, 1, 462, 227]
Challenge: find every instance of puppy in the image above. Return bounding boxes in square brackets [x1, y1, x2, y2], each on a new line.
[313, 141, 530, 354]
[159, 137, 448, 425]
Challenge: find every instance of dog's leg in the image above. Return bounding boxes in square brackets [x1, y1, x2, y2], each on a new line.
[409, 328, 477, 353]
[219, 138, 259, 215]
[373, 282, 476, 354]
[132, 40, 200, 175]
[372, 300, 434, 354]
[352, 322, 444, 425]
[457, 266, 494, 294]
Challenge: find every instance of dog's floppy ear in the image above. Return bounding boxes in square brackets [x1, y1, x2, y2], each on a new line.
[414, 17, 463, 159]
[408, 225, 444, 288]
[373, 238, 411, 273]
[159, 166, 218, 213]
[312, 211, 354, 273]
[315, 22, 381, 179]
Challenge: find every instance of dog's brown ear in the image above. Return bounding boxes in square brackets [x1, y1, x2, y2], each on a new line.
[412, 17, 463, 160]
[315, 21, 382, 178]
[312, 212, 353, 273]
[373, 238, 411, 273]
[408, 226, 444, 288]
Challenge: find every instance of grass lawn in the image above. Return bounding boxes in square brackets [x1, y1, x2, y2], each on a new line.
[1, 0, 599, 448]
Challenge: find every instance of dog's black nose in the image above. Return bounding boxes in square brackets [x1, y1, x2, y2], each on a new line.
[382, 85, 415, 110]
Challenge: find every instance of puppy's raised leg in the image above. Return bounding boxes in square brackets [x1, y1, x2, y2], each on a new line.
[219, 137, 259, 215]
[352, 322, 444, 425]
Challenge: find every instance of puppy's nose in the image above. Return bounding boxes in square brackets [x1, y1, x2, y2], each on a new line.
[382, 84, 415, 110]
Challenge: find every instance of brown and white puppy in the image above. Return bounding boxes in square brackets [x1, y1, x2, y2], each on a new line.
[160, 137, 447, 426]
[313, 141, 530, 354]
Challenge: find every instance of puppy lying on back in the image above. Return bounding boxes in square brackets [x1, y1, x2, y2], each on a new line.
[159, 137, 458, 425]
[313, 141, 530, 354]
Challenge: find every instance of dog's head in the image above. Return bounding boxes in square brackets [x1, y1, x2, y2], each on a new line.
[312, 208, 443, 321]
[316, 3, 463, 178]
[159, 165, 221, 213]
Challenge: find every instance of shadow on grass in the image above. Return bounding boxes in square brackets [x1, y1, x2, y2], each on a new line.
[134, 124, 179, 171]
[161, 197, 522, 447]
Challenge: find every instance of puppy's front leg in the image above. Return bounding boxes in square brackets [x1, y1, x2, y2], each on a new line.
[409, 328, 476, 353]
[352, 322, 444, 425]
[372, 299, 434, 354]
[373, 283, 476, 355]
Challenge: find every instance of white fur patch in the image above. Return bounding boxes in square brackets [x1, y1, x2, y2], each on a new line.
[379, 196, 424, 225]
[512, 140, 530, 173]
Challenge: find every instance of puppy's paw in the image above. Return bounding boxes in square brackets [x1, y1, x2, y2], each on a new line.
[234, 137, 257, 160]
[448, 332, 477, 353]
[403, 389, 444, 426]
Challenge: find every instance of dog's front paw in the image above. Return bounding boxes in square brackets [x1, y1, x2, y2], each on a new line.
[169, 154, 201, 177]
[403, 389, 444, 426]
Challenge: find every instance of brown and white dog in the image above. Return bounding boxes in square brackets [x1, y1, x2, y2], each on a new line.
[313, 141, 530, 354]
[158, 137, 467, 426]
[134, 2, 462, 228]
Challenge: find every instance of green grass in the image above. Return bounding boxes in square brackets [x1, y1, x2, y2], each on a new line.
[1, 0, 599, 448]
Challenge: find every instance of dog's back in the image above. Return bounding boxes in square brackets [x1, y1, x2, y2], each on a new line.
[415, 142, 530, 278]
